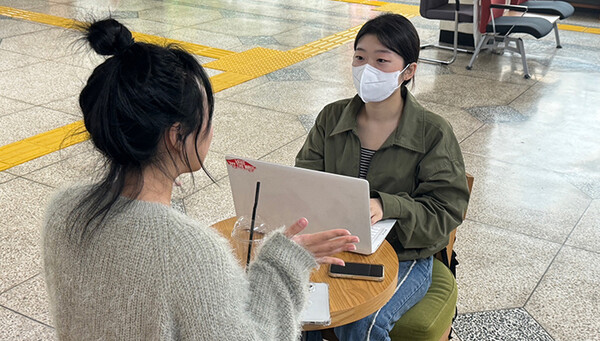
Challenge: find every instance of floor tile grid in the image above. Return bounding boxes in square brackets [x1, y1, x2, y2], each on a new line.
[160, 0, 372, 30]
[460, 141, 598, 202]
[0, 96, 35, 118]
[523, 245, 600, 340]
[0, 303, 52, 329]
[0, 6, 237, 60]
[3, 0, 572, 151]
[460, 150, 595, 243]
[455, 67, 599, 193]
[0, 5, 364, 173]
[454, 307, 555, 341]
[450, 219, 561, 340]
[1, 1, 600, 338]
[0, 26, 72, 65]
[458, 124, 486, 144]
[453, 152, 597, 340]
[520, 198, 595, 303]
[0, 272, 38, 297]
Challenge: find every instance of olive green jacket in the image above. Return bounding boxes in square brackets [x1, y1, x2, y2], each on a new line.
[295, 91, 470, 261]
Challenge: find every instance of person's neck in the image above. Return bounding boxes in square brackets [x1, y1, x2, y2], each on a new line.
[363, 88, 404, 122]
[122, 166, 175, 206]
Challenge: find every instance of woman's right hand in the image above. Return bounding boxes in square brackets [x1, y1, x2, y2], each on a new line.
[284, 218, 359, 266]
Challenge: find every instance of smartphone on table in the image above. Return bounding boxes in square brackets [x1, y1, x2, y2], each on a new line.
[328, 262, 385, 281]
[300, 282, 331, 326]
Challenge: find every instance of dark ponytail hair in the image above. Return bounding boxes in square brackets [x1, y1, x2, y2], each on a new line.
[70, 18, 214, 241]
[354, 13, 420, 87]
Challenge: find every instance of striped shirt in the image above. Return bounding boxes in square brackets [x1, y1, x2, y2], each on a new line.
[359, 147, 376, 179]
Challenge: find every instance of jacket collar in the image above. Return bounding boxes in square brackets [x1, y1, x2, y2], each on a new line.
[330, 90, 426, 153]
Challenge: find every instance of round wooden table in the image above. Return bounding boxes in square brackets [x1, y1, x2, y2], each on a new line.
[211, 217, 399, 330]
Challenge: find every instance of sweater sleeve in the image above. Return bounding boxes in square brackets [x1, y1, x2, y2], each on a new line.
[163, 223, 316, 341]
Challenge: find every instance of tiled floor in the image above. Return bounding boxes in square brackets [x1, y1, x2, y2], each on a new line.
[1, 0, 599, 340]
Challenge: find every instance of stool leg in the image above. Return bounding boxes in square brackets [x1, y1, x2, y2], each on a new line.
[516, 37, 530, 79]
[553, 21, 562, 48]
[466, 35, 490, 70]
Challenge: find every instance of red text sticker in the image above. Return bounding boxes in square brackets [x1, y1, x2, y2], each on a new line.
[226, 158, 256, 172]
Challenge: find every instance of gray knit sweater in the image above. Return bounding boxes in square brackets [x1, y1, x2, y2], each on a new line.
[42, 186, 317, 340]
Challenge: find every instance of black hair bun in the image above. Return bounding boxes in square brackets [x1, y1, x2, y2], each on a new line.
[86, 19, 134, 56]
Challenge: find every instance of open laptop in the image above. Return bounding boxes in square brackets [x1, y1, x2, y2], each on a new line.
[225, 156, 396, 255]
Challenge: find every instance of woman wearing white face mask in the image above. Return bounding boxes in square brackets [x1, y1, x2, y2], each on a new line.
[296, 14, 470, 341]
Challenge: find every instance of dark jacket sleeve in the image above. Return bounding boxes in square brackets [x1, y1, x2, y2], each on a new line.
[295, 110, 326, 171]
[373, 129, 470, 249]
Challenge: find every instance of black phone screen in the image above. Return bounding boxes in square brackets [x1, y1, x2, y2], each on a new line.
[330, 262, 384, 277]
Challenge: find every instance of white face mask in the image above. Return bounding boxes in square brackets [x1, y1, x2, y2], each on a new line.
[352, 63, 410, 103]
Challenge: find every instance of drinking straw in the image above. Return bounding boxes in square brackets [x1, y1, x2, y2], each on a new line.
[246, 181, 261, 268]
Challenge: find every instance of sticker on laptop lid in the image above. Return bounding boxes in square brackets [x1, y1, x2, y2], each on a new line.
[226, 158, 256, 172]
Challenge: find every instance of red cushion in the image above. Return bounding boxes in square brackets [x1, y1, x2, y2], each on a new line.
[479, 0, 509, 33]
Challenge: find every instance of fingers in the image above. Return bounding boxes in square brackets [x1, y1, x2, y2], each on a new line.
[308, 236, 359, 257]
[369, 198, 383, 225]
[283, 218, 308, 238]
[285, 221, 359, 263]
[315, 256, 345, 266]
[370, 215, 378, 225]
[298, 229, 355, 247]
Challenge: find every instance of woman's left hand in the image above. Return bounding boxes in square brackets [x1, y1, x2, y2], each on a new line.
[370, 198, 383, 225]
[284, 218, 359, 266]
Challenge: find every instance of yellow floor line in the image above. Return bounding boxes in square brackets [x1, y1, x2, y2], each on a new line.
[557, 23, 587, 32]
[372, 3, 421, 17]
[331, 0, 387, 5]
[585, 27, 600, 35]
[558, 23, 600, 34]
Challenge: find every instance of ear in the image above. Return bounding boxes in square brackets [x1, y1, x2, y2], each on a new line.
[166, 123, 183, 152]
[402, 62, 417, 81]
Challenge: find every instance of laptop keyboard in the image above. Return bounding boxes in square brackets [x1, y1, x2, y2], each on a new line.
[371, 223, 387, 242]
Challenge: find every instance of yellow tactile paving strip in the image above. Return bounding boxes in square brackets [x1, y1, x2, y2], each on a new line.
[204, 25, 365, 77]
[204, 47, 310, 77]
[131, 32, 234, 60]
[0, 122, 89, 172]
[290, 25, 362, 56]
[0, 1, 599, 172]
[209, 72, 255, 93]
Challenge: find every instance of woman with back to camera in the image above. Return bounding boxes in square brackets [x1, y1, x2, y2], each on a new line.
[296, 14, 470, 341]
[42, 19, 359, 341]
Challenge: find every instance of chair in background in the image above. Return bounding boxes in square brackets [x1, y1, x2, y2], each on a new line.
[510, 0, 575, 48]
[419, 0, 475, 65]
[466, 0, 556, 78]
[390, 173, 474, 341]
